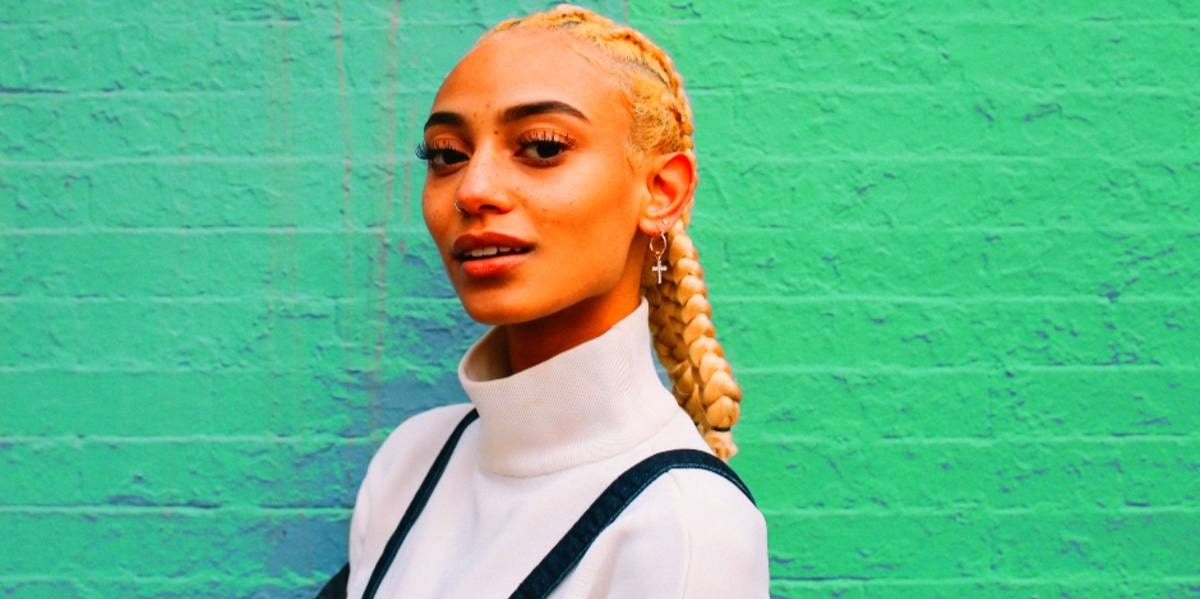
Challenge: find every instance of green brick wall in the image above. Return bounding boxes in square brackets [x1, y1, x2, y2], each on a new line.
[2, 1, 1197, 597]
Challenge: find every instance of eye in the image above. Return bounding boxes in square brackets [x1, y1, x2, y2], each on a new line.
[517, 131, 575, 164]
[526, 141, 564, 160]
[415, 142, 469, 168]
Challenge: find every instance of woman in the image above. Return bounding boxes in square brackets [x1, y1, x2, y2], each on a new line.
[336, 5, 768, 597]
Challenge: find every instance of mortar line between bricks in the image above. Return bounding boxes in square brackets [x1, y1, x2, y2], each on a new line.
[0, 433, 377, 444]
[736, 364, 1200, 375]
[0, 364, 447, 374]
[748, 434, 1200, 446]
[711, 294, 1200, 305]
[2, 226, 427, 236]
[690, 83, 1198, 96]
[0, 295, 461, 305]
[0, 155, 415, 167]
[610, 17, 1200, 26]
[757, 505, 1200, 518]
[713, 225, 1200, 234]
[0, 505, 350, 515]
[0, 577, 357, 594]
[768, 575, 1200, 587]
[0, 85, 441, 98]
[4, 83, 1195, 99]
[0, 574, 342, 588]
[0, 365, 316, 373]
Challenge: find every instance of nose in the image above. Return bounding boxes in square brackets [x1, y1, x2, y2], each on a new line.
[454, 147, 514, 216]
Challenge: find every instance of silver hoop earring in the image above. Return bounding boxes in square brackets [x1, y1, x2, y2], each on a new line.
[649, 222, 669, 285]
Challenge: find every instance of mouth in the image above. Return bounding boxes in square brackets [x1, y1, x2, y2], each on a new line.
[454, 245, 533, 261]
[451, 231, 535, 277]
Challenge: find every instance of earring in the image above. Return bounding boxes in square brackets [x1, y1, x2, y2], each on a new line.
[649, 221, 669, 285]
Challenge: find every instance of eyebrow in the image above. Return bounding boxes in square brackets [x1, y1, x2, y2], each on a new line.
[422, 100, 590, 131]
[501, 101, 590, 124]
[423, 111, 466, 131]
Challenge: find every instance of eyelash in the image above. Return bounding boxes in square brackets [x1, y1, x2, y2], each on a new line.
[414, 131, 577, 168]
[414, 142, 466, 165]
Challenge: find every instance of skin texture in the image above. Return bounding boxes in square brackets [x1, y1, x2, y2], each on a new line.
[421, 29, 695, 372]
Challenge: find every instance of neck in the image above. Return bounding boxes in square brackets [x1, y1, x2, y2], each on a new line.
[503, 292, 641, 373]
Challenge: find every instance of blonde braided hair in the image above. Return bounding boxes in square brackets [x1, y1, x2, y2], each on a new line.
[484, 5, 743, 460]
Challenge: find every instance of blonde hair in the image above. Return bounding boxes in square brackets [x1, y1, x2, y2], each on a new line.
[484, 5, 743, 460]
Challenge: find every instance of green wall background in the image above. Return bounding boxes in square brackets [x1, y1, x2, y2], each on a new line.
[3, 1, 1198, 597]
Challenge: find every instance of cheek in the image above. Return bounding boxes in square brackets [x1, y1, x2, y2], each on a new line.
[421, 191, 453, 248]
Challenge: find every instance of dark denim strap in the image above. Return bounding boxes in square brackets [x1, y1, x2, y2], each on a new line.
[360, 408, 480, 599]
[509, 449, 755, 599]
[314, 562, 349, 599]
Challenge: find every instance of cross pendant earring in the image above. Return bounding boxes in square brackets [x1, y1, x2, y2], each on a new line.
[649, 225, 669, 285]
[652, 259, 667, 284]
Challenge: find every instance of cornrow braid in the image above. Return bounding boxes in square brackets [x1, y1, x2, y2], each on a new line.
[484, 4, 743, 460]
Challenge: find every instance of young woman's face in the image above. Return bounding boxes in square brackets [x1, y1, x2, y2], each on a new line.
[421, 30, 651, 328]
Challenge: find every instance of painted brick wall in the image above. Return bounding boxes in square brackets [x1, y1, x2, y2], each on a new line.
[2, 1, 1197, 597]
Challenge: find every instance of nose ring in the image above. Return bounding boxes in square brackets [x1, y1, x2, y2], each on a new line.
[454, 199, 466, 215]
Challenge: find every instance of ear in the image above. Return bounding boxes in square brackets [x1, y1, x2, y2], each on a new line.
[638, 150, 697, 235]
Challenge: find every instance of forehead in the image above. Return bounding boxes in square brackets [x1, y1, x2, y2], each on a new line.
[431, 29, 628, 123]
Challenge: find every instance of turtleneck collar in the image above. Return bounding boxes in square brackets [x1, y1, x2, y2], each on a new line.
[458, 300, 680, 478]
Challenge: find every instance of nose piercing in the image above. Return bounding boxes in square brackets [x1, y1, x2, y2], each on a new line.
[454, 199, 466, 215]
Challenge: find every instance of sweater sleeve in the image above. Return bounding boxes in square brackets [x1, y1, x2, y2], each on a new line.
[568, 468, 770, 599]
[678, 471, 770, 599]
[344, 403, 477, 597]
[346, 458, 373, 595]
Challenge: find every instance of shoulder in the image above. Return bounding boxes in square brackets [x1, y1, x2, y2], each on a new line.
[589, 456, 769, 598]
[364, 403, 477, 479]
[668, 465, 769, 597]
[348, 403, 477, 595]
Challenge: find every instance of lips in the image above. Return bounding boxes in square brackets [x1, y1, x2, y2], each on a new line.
[452, 231, 533, 259]
[451, 231, 534, 277]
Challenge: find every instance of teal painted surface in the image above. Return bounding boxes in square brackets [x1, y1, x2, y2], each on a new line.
[2, 1, 1197, 597]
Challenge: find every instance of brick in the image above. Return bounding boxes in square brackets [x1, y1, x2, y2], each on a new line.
[631, 0, 1200, 22]
[1, 90, 429, 161]
[716, 298, 1196, 368]
[990, 511, 1200, 577]
[766, 510, 993, 579]
[767, 578, 1200, 599]
[739, 438, 1199, 512]
[0, 509, 347, 580]
[0, 20, 485, 94]
[644, 19, 1200, 90]
[737, 369, 1200, 440]
[687, 87, 1198, 158]
[0, 159, 431, 230]
[0, 297, 475, 372]
[695, 157, 1198, 230]
[0, 439, 375, 508]
[0, 168, 93, 228]
[0, 231, 456, 301]
[702, 230, 1200, 298]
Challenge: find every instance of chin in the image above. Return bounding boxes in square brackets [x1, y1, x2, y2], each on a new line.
[458, 296, 543, 327]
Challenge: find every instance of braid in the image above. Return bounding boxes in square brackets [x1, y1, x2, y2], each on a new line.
[486, 4, 743, 460]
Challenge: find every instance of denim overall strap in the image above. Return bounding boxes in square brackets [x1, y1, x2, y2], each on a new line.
[508, 448, 755, 599]
[360, 408, 480, 599]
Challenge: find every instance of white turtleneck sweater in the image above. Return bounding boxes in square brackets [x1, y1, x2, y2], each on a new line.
[346, 302, 769, 598]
